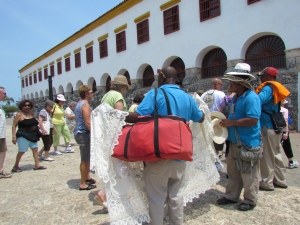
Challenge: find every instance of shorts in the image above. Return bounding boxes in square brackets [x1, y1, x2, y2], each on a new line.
[41, 128, 53, 151]
[0, 138, 7, 152]
[75, 132, 90, 162]
[17, 137, 38, 152]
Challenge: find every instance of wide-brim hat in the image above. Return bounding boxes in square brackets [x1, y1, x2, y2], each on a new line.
[210, 111, 228, 144]
[225, 63, 256, 81]
[57, 94, 66, 101]
[111, 75, 132, 89]
[222, 75, 254, 90]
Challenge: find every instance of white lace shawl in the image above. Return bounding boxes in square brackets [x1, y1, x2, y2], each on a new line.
[90, 96, 219, 224]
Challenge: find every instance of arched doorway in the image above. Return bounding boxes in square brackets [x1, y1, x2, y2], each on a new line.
[170, 57, 185, 80]
[124, 71, 131, 85]
[143, 65, 154, 87]
[245, 35, 286, 72]
[202, 48, 227, 79]
[106, 76, 111, 93]
[92, 80, 97, 93]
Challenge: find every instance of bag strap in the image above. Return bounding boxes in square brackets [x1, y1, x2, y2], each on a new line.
[154, 88, 161, 158]
[160, 88, 172, 115]
[231, 100, 242, 147]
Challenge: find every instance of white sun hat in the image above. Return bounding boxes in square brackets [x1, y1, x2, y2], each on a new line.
[210, 111, 228, 144]
[224, 63, 256, 81]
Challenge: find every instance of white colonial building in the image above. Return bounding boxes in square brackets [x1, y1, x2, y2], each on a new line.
[19, 0, 300, 130]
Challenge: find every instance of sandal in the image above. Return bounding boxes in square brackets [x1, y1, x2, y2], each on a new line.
[11, 167, 22, 173]
[33, 166, 47, 170]
[86, 178, 96, 184]
[79, 184, 97, 191]
[94, 195, 108, 208]
[0, 171, 12, 178]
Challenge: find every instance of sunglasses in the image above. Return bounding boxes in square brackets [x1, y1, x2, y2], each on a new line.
[1, 92, 6, 95]
[24, 104, 31, 107]
[157, 69, 166, 79]
[88, 91, 93, 94]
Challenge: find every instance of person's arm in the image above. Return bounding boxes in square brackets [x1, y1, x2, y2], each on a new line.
[199, 112, 205, 123]
[114, 100, 124, 111]
[66, 113, 75, 120]
[38, 116, 47, 135]
[220, 117, 258, 127]
[125, 112, 139, 123]
[81, 103, 91, 131]
[12, 113, 21, 144]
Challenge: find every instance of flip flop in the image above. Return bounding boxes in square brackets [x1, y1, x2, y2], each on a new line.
[11, 167, 22, 173]
[33, 166, 47, 170]
[86, 178, 96, 184]
[79, 184, 97, 191]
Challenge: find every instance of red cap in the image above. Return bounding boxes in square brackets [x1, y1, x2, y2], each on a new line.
[257, 67, 278, 76]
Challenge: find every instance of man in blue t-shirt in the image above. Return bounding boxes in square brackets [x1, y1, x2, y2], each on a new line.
[216, 63, 261, 211]
[126, 66, 204, 225]
[256, 67, 289, 191]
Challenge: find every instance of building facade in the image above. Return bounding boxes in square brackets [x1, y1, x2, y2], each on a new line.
[19, 0, 300, 130]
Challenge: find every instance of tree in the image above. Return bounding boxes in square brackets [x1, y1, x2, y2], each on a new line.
[2, 105, 18, 113]
[4, 96, 15, 105]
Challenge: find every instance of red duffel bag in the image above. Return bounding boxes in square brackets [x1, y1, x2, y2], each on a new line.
[112, 88, 193, 162]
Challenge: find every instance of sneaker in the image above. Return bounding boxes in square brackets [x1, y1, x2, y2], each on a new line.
[53, 150, 63, 155]
[44, 157, 55, 161]
[288, 160, 299, 169]
[68, 144, 72, 147]
[65, 148, 74, 153]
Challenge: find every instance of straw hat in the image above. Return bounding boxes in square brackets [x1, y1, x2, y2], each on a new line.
[210, 111, 228, 144]
[111, 75, 132, 89]
[222, 75, 254, 90]
[225, 63, 256, 81]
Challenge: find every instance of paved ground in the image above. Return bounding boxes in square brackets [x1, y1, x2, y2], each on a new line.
[1, 118, 300, 225]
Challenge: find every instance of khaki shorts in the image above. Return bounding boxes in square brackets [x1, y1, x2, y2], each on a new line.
[0, 138, 7, 152]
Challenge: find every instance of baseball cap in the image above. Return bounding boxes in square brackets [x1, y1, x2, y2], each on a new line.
[256, 67, 278, 76]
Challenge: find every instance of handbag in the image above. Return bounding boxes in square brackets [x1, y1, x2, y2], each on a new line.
[222, 97, 230, 118]
[263, 104, 286, 134]
[112, 88, 193, 162]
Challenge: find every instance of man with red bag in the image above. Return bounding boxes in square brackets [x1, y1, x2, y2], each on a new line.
[126, 66, 205, 225]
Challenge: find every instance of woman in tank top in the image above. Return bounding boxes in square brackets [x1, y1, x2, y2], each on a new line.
[11, 100, 46, 172]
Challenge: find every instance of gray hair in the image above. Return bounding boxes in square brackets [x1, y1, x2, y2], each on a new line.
[44, 100, 55, 108]
[110, 84, 126, 92]
[68, 101, 77, 107]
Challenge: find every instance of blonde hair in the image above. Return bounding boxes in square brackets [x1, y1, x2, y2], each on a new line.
[78, 85, 91, 99]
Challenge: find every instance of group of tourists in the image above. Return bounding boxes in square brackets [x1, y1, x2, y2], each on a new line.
[0, 63, 298, 224]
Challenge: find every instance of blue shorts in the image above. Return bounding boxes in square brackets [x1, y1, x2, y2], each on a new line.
[17, 137, 38, 152]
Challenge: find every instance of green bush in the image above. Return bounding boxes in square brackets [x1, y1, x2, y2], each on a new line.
[2, 105, 18, 113]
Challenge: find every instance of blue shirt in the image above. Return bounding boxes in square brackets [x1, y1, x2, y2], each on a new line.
[136, 84, 203, 122]
[74, 101, 89, 135]
[227, 90, 261, 147]
[258, 85, 280, 129]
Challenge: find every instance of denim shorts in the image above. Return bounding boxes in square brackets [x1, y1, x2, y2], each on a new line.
[75, 132, 90, 162]
[17, 137, 38, 152]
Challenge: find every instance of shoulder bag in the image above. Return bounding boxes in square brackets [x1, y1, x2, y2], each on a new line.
[262, 104, 286, 134]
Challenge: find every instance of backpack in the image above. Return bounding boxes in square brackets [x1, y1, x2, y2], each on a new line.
[203, 90, 215, 108]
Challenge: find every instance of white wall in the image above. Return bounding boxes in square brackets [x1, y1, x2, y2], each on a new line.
[20, 0, 300, 98]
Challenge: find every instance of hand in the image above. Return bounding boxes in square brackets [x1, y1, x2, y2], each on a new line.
[282, 133, 288, 140]
[219, 119, 232, 127]
[42, 129, 47, 135]
[12, 137, 17, 145]
[53, 128, 57, 134]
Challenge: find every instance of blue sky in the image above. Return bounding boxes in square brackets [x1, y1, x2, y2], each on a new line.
[0, 0, 123, 104]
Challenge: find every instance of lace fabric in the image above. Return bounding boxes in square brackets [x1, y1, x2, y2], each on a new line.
[90, 97, 220, 224]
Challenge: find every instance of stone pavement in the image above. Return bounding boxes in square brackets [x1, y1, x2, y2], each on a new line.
[1, 118, 300, 225]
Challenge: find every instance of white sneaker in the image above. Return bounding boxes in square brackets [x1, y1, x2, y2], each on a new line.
[44, 157, 55, 161]
[53, 150, 63, 155]
[289, 160, 299, 169]
[65, 148, 74, 153]
[68, 144, 72, 147]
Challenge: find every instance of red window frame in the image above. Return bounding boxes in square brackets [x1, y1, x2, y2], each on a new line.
[50, 64, 55, 77]
[29, 76, 32, 85]
[33, 73, 37, 83]
[22, 79, 24, 88]
[86, 46, 93, 64]
[99, 39, 108, 58]
[57, 61, 62, 75]
[44, 68, 48, 80]
[65, 57, 71, 72]
[248, 0, 260, 5]
[116, 31, 126, 53]
[25, 77, 28, 87]
[137, 19, 149, 44]
[75, 52, 81, 68]
[163, 5, 180, 35]
[199, 0, 220, 22]
[38, 71, 42, 81]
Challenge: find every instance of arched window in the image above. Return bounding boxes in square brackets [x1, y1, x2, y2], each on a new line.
[143, 65, 154, 87]
[245, 35, 286, 72]
[124, 71, 131, 85]
[92, 80, 97, 93]
[106, 76, 111, 93]
[202, 48, 227, 79]
[170, 57, 185, 80]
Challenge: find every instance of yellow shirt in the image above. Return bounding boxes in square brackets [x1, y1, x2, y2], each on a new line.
[52, 103, 66, 125]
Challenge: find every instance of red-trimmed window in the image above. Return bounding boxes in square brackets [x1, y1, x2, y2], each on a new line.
[65, 57, 70, 72]
[137, 19, 149, 44]
[33, 73, 37, 83]
[22, 79, 24, 88]
[57, 61, 62, 75]
[75, 52, 81, 68]
[50, 64, 55, 77]
[99, 39, 108, 58]
[163, 5, 180, 35]
[248, 0, 260, 4]
[116, 31, 126, 53]
[44, 68, 48, 80]
[86, 46, 93, 64]
[38, 71, 42, 81]
[25, 77, 28, 87]
[29, 76, 32, 85]
[199, 0, 220, 22]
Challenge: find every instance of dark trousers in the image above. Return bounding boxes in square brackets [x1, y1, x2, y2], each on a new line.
[281, 133, 294, 158]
